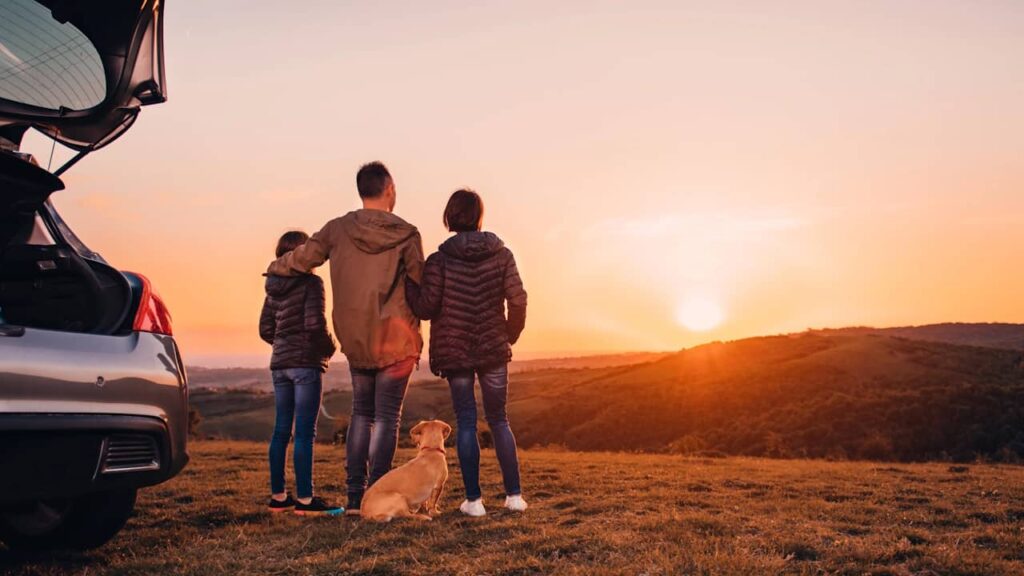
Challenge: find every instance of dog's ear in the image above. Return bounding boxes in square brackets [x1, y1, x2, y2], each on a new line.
[410, 421, 428, 443]
[439, 421, 452, 439]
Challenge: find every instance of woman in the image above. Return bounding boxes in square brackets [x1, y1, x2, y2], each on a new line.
[405, 189, 528, 516]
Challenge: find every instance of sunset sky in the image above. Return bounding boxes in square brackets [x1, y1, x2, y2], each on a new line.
[25, 0, 1024, 366]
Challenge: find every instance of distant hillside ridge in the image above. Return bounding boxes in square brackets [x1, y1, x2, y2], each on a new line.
[189, 328, 1024, 462]
[515, 332, 1024, 462]
[186, 352, 668, 392]
[810, 322, 1024, 351]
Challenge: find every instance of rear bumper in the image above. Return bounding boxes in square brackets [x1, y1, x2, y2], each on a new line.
[0, 414, 188, 504]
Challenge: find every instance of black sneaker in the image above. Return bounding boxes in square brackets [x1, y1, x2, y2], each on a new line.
[294, 496, 344, 517]
[268, 494, 296, 513]
[344, 493, 362, 517]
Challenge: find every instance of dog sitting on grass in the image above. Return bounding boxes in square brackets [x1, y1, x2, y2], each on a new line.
[360, 420, 452, 522]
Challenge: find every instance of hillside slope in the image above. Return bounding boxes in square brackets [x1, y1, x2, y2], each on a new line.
[187, 352, 666, 392]
[814, 322, 1024, 351]
[191, 331, 1024, 462]
[514, 333, 1024, 461]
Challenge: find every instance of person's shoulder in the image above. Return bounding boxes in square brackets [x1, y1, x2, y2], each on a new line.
[323, 214, 351, 231]
[383, 211, 420, 235]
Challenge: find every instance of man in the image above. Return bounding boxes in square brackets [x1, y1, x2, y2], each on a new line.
[267, 161, 424, 514]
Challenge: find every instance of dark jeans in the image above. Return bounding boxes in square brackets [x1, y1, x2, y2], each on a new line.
[269, 368, 322, 499]
[346, 358, 415, 502]
[448, 363, 522, 501]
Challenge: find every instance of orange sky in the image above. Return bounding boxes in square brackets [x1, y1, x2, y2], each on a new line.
[25, 1, 1024, 366]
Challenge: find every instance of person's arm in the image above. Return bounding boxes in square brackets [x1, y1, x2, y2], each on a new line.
[258, 295, 276, 344]
[503, 250, 528, 345]
[304, 276, 337, 358]
[402, 230, 425, 284]
[405, 253, 444, 320]
[267, 221, 332, 276]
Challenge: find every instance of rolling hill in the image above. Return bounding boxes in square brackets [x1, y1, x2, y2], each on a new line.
[812, 322, 1024, 351]
[514, 332, 1024, 460]
[186, 352, 667, 392]
[191, 325, 1024, 462]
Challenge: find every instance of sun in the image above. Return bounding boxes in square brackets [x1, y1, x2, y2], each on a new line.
[675, 297, 725, 332]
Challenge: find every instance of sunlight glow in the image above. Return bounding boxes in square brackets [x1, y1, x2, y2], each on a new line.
[675, 298, 725, 332]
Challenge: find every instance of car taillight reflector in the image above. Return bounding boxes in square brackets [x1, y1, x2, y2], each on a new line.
[129, 272, 173, 336]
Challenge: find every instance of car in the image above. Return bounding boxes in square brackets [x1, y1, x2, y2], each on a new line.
[0, 0, 188, 551]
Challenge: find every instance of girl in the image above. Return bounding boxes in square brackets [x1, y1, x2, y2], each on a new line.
[259, 231, 342, 516]
[405, 189, 528, 516]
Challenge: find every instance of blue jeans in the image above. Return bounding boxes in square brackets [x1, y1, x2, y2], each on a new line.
[346, 358, 415, 503]
[269, 368, 323, 499]
[448, 364, 522, 501]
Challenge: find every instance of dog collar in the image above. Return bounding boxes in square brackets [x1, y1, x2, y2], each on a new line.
[420, 447, 446, 456]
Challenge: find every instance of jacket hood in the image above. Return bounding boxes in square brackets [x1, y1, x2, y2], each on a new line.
[341, 209, 419, 254]
[265, 274, 306, 297]
[439, 231, 505, 262]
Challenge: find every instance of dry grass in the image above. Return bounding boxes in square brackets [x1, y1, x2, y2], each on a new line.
[3, 441, 1024, 575]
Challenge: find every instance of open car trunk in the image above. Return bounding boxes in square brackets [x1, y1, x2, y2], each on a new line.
[0, 209, 133, 335]
[0, 155, 132, 335]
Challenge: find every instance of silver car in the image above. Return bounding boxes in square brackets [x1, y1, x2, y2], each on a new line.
[0, 0, 188, 551]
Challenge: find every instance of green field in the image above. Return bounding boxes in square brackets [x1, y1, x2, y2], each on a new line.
[3, 441, 1023, 575]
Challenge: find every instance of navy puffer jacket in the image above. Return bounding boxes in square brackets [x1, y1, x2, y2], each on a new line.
[405, 231, 527, 376]
[259, 274, 336, 371]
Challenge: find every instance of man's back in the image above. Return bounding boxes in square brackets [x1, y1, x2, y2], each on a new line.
[267, 209, 424, 369]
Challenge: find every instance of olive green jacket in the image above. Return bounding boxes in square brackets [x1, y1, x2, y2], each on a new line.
[267, 209, 424, 369]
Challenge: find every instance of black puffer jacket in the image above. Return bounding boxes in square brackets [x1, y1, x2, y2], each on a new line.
[259, 274, 337, 372]
[405, 231, 527, 376]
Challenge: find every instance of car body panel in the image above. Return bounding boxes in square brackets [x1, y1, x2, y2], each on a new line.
[0, 329, 189, 501]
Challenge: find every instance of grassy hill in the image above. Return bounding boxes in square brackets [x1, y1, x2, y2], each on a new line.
[193, 331, 1024, 462]
[187, 352, 667, 392]
[3, 441, 1023, 575]
[812, 322, 1024, 351]
[190, 364, 632, 446]
[517, 333, 1024, 460]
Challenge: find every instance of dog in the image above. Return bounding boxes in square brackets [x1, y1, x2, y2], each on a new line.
[360, 420, 452, 522]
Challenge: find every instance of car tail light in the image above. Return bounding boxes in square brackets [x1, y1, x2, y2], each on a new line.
[129, 273, 173, 336]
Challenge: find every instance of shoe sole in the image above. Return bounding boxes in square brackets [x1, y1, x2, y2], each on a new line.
[268, 506, 294, 513]
[294, 509, 344, 517]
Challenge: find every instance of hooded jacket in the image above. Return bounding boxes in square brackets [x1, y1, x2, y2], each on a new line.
[267, 209, 424, 370]
[259, 274, 337, 371]
[405, 231, 527, 376]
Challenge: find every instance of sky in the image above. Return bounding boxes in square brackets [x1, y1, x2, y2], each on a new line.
[22, 0, 1024, 366]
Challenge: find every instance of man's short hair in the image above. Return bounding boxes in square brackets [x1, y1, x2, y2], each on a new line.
[443, 189, 484, 232]
[356, 161, 392, 199]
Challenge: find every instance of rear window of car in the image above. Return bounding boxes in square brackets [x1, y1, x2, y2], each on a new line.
[0, 0, 106, 111]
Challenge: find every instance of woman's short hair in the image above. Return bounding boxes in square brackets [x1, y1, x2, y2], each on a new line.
[443, 189, 484, 232]
[276, 230, 309, 257]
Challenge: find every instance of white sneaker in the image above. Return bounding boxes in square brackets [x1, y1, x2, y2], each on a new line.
[459, 499, 486, 517]
[504, 494, 528, 512]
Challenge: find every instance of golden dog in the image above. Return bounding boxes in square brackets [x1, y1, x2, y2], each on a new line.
[360, 420, 451, 522]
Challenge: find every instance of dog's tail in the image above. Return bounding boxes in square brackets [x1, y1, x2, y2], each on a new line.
[320, 404, 344, 421]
